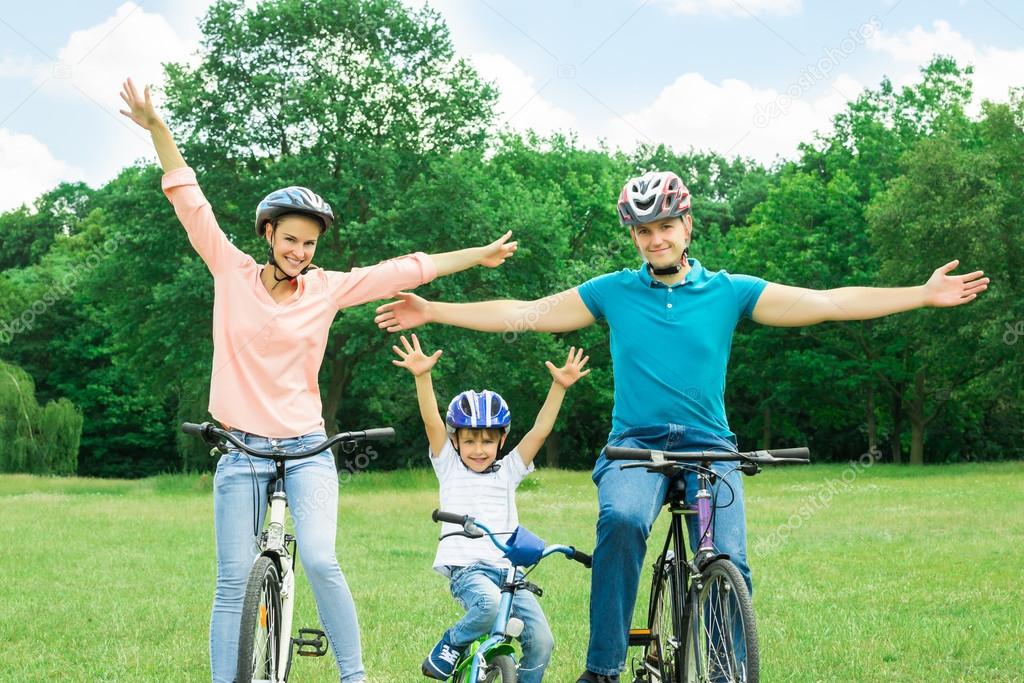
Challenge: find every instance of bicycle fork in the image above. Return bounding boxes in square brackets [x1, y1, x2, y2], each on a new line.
[262, 480, 297, 681]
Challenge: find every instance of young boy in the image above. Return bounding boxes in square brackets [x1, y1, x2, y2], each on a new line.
[391, 334, 590, 682]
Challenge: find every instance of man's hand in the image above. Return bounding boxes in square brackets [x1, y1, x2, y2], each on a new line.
[391, 334, 442, 376]
[546, 346, 591, 388]
[375, 292, 431, 332]
[478, 230, 518, 268]
[924, 260, 989, 307]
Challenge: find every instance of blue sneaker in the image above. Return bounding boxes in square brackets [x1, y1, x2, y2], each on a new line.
[422, 631, 464, 680]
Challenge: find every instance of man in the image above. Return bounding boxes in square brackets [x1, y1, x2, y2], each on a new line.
[375, 171, 989, 682]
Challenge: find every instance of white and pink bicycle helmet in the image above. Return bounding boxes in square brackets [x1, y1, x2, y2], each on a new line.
[617, 171, 691, 226]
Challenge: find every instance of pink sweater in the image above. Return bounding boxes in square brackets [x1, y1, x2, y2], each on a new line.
[162, 167, 436, 438]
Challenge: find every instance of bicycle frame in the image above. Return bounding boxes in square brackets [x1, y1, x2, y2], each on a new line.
[431, 511, 592, 682]
[181, 421, 394, 683]
[644, 466, 720, 681]
[610, 444, 810, 683]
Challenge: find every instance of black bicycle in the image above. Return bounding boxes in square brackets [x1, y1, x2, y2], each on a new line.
[606, 445, 810, 683]
[181, 421, 394, 683]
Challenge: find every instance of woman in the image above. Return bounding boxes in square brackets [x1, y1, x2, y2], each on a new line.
[119, 77, 516, 683]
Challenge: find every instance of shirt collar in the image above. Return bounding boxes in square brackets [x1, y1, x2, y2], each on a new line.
[637, 258, 704, 288]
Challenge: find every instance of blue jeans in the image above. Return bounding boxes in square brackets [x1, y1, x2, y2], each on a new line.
[585, 424, 749, 677]
[447, 563, 554, 683]
[211, 430, 365, 683]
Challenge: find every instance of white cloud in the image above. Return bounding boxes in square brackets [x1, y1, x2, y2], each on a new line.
[867, 19, 1024, 109]
[47, 2, 196, 108]
[652, 0, 801, 16]
[0, 129, 84, 212]
[470, 53, 577, 135]
[0, 55, 38, 79]
[599, 71, 861, 165]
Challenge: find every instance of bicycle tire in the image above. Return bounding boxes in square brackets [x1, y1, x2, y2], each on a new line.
[648, 557, 684, 682]
[684, 559, 758, 683]
[237, 555, 284, 683]
[482, 653, 517, 682]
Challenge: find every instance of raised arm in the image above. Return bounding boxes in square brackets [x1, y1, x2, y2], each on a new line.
[752, 260, 990, 327]
[391, 334, 449, 456]
[429, 231, 517, 277]
[119, 78, 186, 173]
[515, 347, 590, 466]
[374, 287, 596, 335]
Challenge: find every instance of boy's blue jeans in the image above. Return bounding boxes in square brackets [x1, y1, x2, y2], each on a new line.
[447, 563, 554, 683]
[585, 424, 749, 677]
[211, 429, 365, 683]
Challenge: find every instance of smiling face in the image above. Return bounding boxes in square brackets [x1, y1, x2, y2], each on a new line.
[264, 214, 322, 276]
[453, 428, 507, 472]
[630, 214, 692, 269]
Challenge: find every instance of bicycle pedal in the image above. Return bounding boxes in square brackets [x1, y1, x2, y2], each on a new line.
[628, 628, 654, 646]
[293, 628, 328, 657]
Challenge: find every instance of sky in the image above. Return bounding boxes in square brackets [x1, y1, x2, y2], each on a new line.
[1, 0, 1022, 211]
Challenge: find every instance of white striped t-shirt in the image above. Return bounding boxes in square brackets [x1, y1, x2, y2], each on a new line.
[431, 440, 534, 576]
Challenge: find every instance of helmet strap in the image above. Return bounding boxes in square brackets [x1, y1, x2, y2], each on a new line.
[649, 245, 689, 276]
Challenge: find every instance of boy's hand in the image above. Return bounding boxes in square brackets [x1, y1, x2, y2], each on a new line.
[545, 346, 591, 388]
[391, 334, 442, 376]
[478, 231, 518, 268]
[118, 78, 162, 131]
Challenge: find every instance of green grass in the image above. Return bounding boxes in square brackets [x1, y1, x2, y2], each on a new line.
[2, 463, 1022, 681]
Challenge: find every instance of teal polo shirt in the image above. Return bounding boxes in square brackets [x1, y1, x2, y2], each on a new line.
[577, 259, 767, 440]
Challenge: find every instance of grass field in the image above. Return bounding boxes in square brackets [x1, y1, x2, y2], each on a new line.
[2, 461, 1022, 682]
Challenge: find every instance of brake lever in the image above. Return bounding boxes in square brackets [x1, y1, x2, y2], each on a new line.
[619, 462, 680, 476]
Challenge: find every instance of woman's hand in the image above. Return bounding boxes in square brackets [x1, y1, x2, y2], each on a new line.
[546, 346, 591, 388]
[375, 292, 431, 332]
[478, 231, 518, 268]
[391, 334, 442, 376]
[924, 260, 989, 307]
[119, 77, 162, 131]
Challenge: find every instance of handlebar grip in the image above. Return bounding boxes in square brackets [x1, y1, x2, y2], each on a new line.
[432, 509, 470, 526]
[181, 422, 206, 436]
[362, 427, 395, 441]
[604, 446, 648, 461]
[768, 447, 810, 459]
[571, 548, 593, 568]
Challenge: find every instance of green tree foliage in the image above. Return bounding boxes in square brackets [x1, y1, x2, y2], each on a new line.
[0, 359, 81, 474]
[0, 1, 1017, 475]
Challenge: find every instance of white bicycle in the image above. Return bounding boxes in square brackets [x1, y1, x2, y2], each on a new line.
[182, 421, 394, 683]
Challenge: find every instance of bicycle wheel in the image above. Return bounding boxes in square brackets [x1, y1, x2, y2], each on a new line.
[482, 654, 517, 682]
[647, 556, 684, 682]
[684, 559, 758, 683]
[237, 556, 284, 683]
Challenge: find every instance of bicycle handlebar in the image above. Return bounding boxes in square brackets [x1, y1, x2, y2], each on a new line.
[180, 421, 395, 460]
[604, 445, 810, 465]
[432, 509, 592, 568]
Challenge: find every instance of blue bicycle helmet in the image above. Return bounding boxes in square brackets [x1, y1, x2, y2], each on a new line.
[255, 186, 334, 236]
[445, 390, 511, 435]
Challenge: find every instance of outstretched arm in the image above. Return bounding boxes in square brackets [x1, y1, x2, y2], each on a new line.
[429, 231, 517, 277]
[119, 78, 186, 173]
[515, 347, 591, 466]
[752, 260, 990, 327]
[391, 334, 449, 456]
[374, 287, 596, 334]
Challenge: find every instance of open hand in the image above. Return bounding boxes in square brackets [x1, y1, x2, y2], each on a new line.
[478, 231, 518, 268]
[391, 334, 442, 376]
[118, 77, 162, 131]
[375, 292, 430, 332]
[546, 346, 591, 388]
[924, 260, 989, 307]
